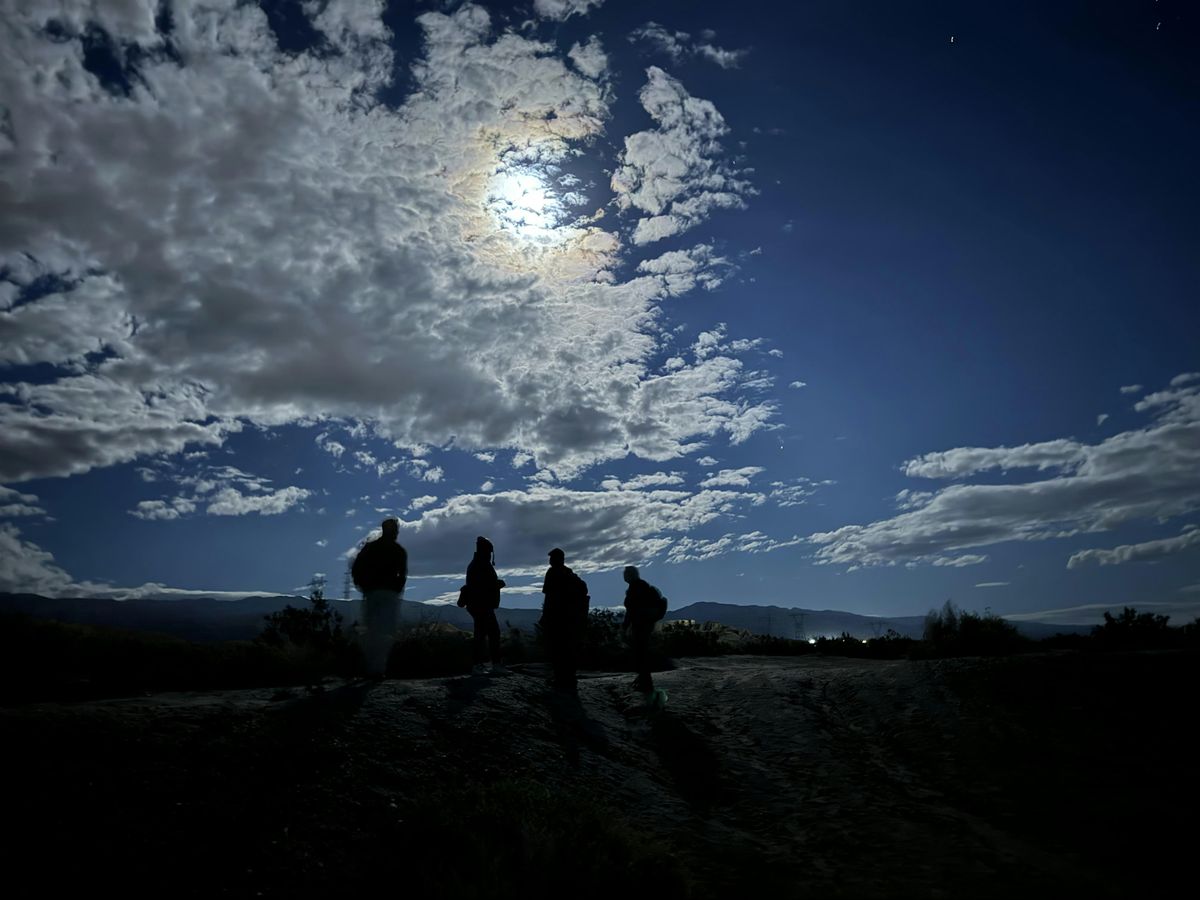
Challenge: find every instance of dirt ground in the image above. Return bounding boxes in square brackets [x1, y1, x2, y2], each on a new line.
[4, 651, 1193, 898]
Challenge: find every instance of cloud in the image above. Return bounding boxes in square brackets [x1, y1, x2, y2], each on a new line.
[789, 381, 807, 389]
[0, 2, 770, 486]
[371, 483, 778, 577]
[408, 495, 439, 511]
[316, 539, 328, 547]
[533, 0, 605, 22]
[1119, 384, 1143, 395]
[1096, 413, 1108, 426]
[1067, 525, 1200, 569]
[0, 523, 76, 594]
[0, 485, 46, 518]
[810, 376, 1200, 569]
[568, 36, 608, 80]
[206, 486, 311, 517]
[629, 22, 748, 69]
[610, 66, 754, 245]
[1005, 600, 1200, 627]
[699, 467, 764, 488]
[975, 582, 1009, 588]
[696, 456, 719, 467]
[1170, 373, 1200, 387]
[599, 472, 684, 491]
[129, 497, 197, 521]
[903, 439, 1086, 479]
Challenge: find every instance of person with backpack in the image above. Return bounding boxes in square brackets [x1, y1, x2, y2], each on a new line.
[622, 565, 666, 693]
[540, 547, 588, 693]
[458, 536, 507, 675]
[350, 518, 408, 679]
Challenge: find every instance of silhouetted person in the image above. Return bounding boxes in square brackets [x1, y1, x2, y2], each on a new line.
[540, 547, 588, 693]
[622, 565, 663, 693]
[351, 518, 407, 679]
[458, 535, 506, 674]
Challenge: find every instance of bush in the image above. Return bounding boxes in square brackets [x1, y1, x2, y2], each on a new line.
[1091, 607, 1178, 650]
[921, 601, 1028, 657]
[256, 586, 360, 681]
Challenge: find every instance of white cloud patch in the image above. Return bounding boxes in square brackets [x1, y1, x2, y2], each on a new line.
[206, 485, 311, 517]
[1119, 384, 1143, 395]
[1096, 413, 1109, 426]
[696, 456, 719, 467]
[129, 497, 197, 521]
[610, 66, 754, 246]
[975, 582, 1009, 588]
[629, 22, 748, 69]
[1067, 525, 1200, 569]
[408, 495, 439, 511]
[0, 2, 771, 486]
[378, 484, 785, 577]
[811, 376, 1200, 568]
[789, 381, 807, 389]
[568, 36, 608, 80]
[699, 467, 765, 488]
[533, 0, 605, 22]
[0, 485, 46, 518]
[599, 472, 684, 491]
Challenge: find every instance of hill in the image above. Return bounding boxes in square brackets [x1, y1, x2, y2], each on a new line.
[0, 592, 1088, 643]
[4, 651, 1194, 897]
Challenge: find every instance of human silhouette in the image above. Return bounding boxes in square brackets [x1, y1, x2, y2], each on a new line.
[458, 536, 506, 675]
[350, 518, 407, 679]
[622, 565, 664, 693]
[540, 548, 588, 693]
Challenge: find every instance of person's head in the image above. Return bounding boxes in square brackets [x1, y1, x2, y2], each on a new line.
[623, 565, 639, 584]
[476, 535, 494, 560]
[548, 547, 565, 566]
[381, 518, 399, 541]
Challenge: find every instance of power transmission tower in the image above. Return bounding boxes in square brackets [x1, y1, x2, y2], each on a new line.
[790, 609, 806, 641]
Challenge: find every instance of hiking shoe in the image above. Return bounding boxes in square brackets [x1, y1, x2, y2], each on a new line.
[471, 664, 488, 676]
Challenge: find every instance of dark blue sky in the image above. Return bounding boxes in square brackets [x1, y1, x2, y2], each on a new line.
[1, 0, 1197, 625]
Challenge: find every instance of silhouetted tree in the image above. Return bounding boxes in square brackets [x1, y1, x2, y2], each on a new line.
[1092, 606, 1175, 650]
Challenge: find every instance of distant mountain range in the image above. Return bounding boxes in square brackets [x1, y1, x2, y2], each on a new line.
[0, 592, 1091, 642]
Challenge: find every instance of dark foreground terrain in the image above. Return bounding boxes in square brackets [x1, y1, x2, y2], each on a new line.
[4, 651, 1194, 898]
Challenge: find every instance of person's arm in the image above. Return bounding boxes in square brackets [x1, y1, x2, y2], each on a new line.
[396, 546, 408, 595]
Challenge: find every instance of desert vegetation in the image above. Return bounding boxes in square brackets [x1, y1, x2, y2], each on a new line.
[2, 593, 1197, 703]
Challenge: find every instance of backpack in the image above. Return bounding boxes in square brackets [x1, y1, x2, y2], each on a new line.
[648, 584, 667, 622]
[571, 573, 590, 617]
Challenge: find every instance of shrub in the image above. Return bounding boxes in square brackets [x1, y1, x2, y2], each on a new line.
[1091, 607, 1178, 650]
[921, 601, 1027, 657]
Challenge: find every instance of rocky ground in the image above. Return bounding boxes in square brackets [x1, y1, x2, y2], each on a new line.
[5, 651, 1193, 898]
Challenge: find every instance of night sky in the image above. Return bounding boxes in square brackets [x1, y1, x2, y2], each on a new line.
[1, 0, 1197, 626]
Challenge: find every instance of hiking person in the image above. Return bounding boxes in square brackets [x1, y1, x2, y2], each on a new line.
[622, 565, 666, 693]
[351, 518, 408, 679]
[458, 536, 506, 675]
[540, 547, 588, 693]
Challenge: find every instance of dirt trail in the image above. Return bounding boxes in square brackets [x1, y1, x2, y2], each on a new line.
[5, 653, 1192, 898]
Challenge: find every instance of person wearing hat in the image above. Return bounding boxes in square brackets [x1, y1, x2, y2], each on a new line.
[460, 536, 506, 675]
[540, 547, 587, 693]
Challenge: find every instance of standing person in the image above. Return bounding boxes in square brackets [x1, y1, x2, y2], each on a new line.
[351, 518, 407, 680]
[540, 548, 587, 693]
[458, 536, 506, 675]
[622, 565, 665, 693]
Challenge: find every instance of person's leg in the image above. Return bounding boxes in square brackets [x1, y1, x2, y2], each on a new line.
[468, 619, 487, 672]
[485, 611, 502, 666]
[363, 590, 398, 678]
[632, 626, 652, 691]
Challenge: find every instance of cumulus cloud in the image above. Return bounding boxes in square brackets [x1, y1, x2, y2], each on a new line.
[629, 22, 747, 69]
[810, 377, 1200, 569]
[534, 0, 605, 22]
[699, 467, 764, 488]
[789, 381, 807, 389]
[1119, 384, 1143, 395]
[377, 483, 781, 577]
[696, 456, 719, 467]
[599, 472, 684, 491]
[610, 66, 754, 245]
[0, 2, 770, 487]
[568, 36, 608, 80]
[206, 485, 311, 517]
[0, 485, 46, 518]
[1067, 525, 1200, 569]
[129, 497, 197, 521]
